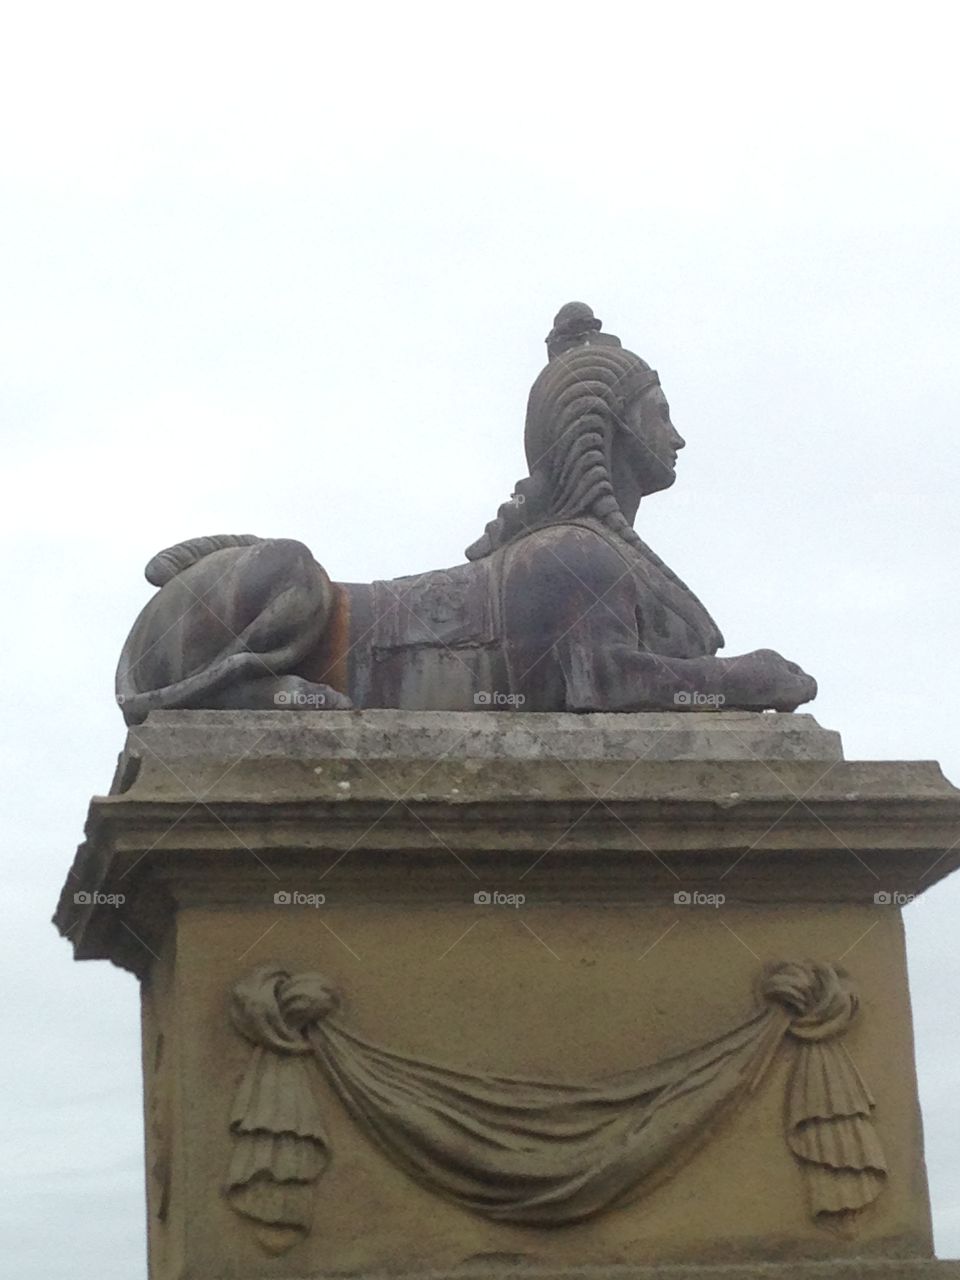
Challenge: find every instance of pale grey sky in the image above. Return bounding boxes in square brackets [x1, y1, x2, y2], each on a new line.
[3, 3, 959, 1275]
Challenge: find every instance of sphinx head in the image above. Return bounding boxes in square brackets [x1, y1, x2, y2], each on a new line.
[466, 302, 683, 560]
[525, 302, 684, 523]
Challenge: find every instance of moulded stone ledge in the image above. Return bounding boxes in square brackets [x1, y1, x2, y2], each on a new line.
[226, 1260, 960, 1280]
[54, 709, 960, 977]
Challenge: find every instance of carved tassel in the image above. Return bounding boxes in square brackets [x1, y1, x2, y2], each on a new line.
[786, 1039, 887, 1218]
[761, 960, 887, 1221]
[225, 970, 336, 1254]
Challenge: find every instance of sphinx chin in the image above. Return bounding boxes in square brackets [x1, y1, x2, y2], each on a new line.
[641, 468, 678, 497]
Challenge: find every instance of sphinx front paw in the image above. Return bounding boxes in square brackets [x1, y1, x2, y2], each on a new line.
[721, 650, 818, 712]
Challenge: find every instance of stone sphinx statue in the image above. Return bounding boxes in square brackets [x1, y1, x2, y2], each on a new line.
[116, 303, 816, 723]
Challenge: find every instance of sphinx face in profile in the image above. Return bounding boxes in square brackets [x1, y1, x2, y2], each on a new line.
[619, 385, 686, 497]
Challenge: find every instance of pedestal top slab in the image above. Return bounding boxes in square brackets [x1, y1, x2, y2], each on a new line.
[114, 709, 844, 778]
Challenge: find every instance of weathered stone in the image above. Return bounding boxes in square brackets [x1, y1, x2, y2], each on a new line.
[245, 1265, 960, 1279]
[112, 709, 844, 784]
[114, 304, 818, 723]
[54, 710, 960, 1277]
[293, 1265, 960, 1279]
[53, 301, 960, 1277]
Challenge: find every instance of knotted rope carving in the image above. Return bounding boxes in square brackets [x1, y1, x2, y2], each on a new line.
[225, 960, 886, 1253]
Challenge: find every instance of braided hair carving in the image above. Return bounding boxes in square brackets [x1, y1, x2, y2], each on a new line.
[466, 302, 660, 562]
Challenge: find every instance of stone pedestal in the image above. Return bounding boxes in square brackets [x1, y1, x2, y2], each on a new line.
[55, 711, 960, 1279]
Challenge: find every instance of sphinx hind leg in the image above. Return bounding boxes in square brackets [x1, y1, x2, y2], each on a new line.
[117, 538, 346, 723]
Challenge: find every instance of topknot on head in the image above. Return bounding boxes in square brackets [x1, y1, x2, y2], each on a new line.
[545, 302, 621, 360]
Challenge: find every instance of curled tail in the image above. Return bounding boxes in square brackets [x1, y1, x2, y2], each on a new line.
[145, 534, 264, 586]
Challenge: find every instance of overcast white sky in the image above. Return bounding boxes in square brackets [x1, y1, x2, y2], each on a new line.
[2, 3, 959, 1276]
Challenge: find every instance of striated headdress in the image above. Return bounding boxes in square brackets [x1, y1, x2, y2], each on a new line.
[466, 302, 661, 560]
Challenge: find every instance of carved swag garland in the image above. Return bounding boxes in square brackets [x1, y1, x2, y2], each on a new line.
[224, 961, 887, 1254]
